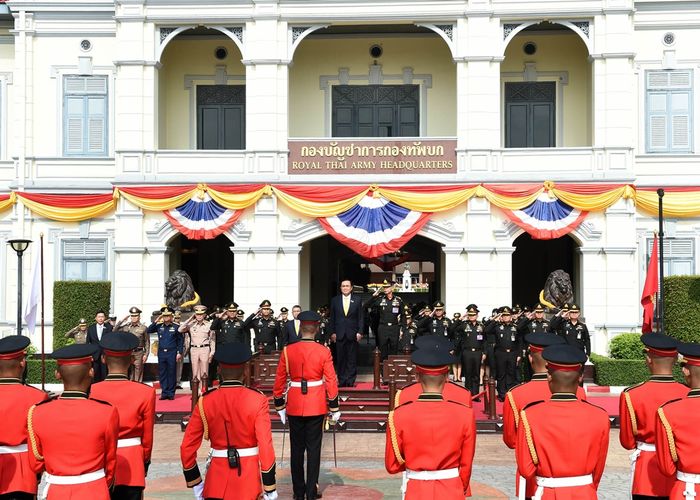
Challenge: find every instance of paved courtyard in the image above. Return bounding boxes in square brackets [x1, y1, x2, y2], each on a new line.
[146, 426, 632, 499]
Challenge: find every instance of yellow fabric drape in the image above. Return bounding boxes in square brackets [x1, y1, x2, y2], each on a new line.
[17, 196, 116, 222]
[271, 186, 370, 217]
[208, 185, 272, 210]
[477, 185, 544, 210]
[0, 192, 16, 213]
[377, 186, 479, 213]
[116, 187, 199, 212]
[552, 185, 635, 212]
[635, 189, 700, 218]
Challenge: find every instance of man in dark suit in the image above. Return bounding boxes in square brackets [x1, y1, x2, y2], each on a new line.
[328, 279, 364, 387]
[283, 304, 302, 346]
[86, 309, 113, 381]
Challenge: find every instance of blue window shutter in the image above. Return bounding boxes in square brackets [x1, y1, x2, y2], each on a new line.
[64, 95, 85, 154]
[86, 96, 106, 155]
[646, 70, 693, 154]
[63, 75, 107, 156]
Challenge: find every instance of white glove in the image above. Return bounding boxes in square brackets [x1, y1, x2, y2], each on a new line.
[263, 491, 279, 500]
[330, 411, 341, 423]
[277, 409, 287, 425]
[193, 481, 204, 500]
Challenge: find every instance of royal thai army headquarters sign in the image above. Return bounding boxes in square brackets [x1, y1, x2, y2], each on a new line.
[288, 139, 457, 174]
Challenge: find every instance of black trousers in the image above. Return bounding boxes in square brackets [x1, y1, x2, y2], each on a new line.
[632, 496, 669, 500]
[289, 414, 324, 499]
[377, 324, 400, 361]
[0, 493, 34, 500]
[461, 349, 483, 395]
[111, 486, 144, 500]
[336, 337, 358, 387]
[495, 349, 518, 397]
[485, 344, 496, 374]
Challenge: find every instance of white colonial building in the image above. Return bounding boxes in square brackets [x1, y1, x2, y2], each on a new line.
[0, 0, 698, 354]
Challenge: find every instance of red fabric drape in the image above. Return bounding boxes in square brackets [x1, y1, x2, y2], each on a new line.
[485, 184, 543, 196]
[553, 183, 627, 195]
[272, 184, 368, 202]
[207, 184, 268, 194]
[118, 185, 195, 198]
[17, 192, 114, 208]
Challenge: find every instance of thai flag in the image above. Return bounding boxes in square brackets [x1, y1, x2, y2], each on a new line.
[318, 196, 431, 258]
[502, 192, 588, 240]
[165, 193, 242, 240]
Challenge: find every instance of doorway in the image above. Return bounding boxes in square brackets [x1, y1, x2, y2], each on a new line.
[511, 233, 577, 307]
[168, 234, 234, 309]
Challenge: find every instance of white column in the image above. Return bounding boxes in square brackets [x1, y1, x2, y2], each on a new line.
[444, 248, 468, 312]
[114, 3, 157, 174]
[455, 16, 502, 172]
[244, 19, 289, 159]
[591, 8, 636, 147]
[232, 246, 301, 313]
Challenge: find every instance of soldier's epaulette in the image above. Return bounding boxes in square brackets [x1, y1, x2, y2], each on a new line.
[26, 384, 50, 395]
[394, 400, 415, 411]
[34, 397, 54, 407]
[623, 381, 646, 393]
[522, 399, 545, 411]
[244, 386, 266, 397]
[445, 398, 471, 408]
[201, 387, 218, 397]
[660, 397, 683, 409]
[401, 381, 418, 390]
[507, 381, 526, 393]
[89, 398, 113, 406]
[581, 399, 609, 414]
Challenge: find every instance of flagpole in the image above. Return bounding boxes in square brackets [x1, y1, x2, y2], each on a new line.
[40, 233, 45, 391]
[657, 189, 665, 333]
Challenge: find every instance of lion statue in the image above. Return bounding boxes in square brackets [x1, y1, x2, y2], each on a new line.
[540, 269, 574, 309]
[164, 270, 200, 311]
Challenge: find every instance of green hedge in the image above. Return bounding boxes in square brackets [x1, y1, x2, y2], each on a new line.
[53, 281, 111, 350]
[664, 275, 700, 343]
[591, 353, 684, 386]
[609, 333, 645, 360]
[26, 359, 59, 384]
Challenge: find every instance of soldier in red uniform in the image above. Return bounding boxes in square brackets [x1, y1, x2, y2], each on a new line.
[181, 342, 277, 500]
[655, 342, 700, 499]
[0, 335, 49, 500]
[516, 344, 609, 499]
[503, 333, 585, 500]
[394, 335, 472, 407]
[619, 333, 688, 500]
[27, 344, 119, 500]
[385, 341, 476, 499]
[273, 310, 340, 500]
[90, 334, 156, 500]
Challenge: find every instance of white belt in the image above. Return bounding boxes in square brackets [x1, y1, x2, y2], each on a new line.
[117, 437, 142, 448]
[0, 444, 28, 454]
[290, 380, 323, 388]
[210, 446, 259, 458]
[405, 467, 459, 480]
[45, 468, 106, 485]
[677, 471, 700, 498]
[534, 474, 592, 500]
[630, 441, 657, 493]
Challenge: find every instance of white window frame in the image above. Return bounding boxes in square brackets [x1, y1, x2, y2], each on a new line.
[61, 238, 108, 281]
[645, 69, 693, 154]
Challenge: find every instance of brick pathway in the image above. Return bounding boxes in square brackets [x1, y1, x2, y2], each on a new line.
[145, 426, 633, 499]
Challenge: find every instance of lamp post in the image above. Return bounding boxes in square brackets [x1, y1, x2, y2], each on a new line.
[8, 239, 31, 335]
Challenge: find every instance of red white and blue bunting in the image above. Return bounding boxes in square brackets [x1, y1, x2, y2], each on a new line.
[318, 195, 431, 258]
[164, 193, 242, 240]
[501, 193, 588, 240]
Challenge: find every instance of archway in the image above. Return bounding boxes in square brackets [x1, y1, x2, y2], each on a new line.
[167, 234, 234, 309]
[511, 233, 578, 308]
[299, 234, 443, 310]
